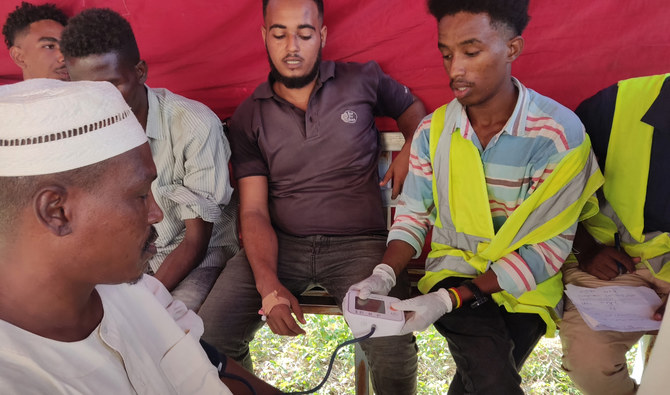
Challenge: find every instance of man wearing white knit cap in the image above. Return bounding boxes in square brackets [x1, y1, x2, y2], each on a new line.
[0, 79, 278, 395]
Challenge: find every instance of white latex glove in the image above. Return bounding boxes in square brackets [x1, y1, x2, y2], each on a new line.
[391, 288, 453, 335]
[348, 263, 396, 299]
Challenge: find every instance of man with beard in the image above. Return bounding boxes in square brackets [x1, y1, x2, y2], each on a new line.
[0, 78, 283, 394]
[60, 8, 238, 312]
[198, 0, 426, 393]
[2, 2, 69, 81]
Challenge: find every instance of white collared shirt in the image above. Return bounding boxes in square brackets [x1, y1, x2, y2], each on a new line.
[0, 276, 232, 394]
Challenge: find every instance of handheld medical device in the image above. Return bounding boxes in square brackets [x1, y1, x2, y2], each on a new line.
[342, 290, 405, 338]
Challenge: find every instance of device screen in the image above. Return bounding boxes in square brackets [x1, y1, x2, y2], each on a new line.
[355, 297, 385, 313]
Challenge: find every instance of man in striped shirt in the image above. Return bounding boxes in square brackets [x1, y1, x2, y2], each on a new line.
[350, 0, 601, 393]
[386, 75, 585, 297]
[60, 8, 237, 311]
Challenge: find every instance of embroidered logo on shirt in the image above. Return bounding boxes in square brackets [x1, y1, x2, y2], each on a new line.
[341, 110, 358, 124]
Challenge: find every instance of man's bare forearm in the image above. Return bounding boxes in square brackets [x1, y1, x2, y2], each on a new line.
[154, 218, 213, 290]
[382, 239, 417, 275]
[241, 211, 281, 297]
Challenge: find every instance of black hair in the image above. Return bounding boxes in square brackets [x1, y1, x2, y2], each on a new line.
[60, 8, 140, 66]
[262, 0, 324, 20]
[2, 2, 68, 49]
[427, 0, 530, 36]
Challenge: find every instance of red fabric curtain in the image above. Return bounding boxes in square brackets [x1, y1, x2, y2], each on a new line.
[1, 0, 668, 126]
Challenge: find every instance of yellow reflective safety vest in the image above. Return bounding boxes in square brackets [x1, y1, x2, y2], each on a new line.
[418, 103, 603, 336]
[582, 74, 670, 281]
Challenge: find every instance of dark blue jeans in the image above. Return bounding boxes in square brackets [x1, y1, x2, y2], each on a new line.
[431, 277, 546, 395]
[199, 231, 418, 395]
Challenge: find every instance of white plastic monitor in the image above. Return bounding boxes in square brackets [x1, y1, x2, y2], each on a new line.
[343, 290, 405, 338]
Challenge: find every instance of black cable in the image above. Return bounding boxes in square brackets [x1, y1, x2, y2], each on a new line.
[286, 325, 377, 395]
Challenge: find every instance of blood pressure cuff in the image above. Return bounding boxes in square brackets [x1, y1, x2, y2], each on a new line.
[199, 339, 228, 377]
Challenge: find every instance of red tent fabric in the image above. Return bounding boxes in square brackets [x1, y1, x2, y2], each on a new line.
[1, 0, 669, 128]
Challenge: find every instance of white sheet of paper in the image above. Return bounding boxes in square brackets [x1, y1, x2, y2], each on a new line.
[565, 284, 663, 332]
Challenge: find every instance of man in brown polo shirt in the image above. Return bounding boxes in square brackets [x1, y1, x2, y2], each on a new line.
[198, 0, 426, 393]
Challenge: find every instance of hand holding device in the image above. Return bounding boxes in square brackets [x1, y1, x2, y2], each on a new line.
[390, 288, 453, 335]
[347, 263, 396, 299]
[343, 290, 405, 338]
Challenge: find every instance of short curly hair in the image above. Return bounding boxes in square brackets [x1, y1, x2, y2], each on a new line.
[427, 0, 530, 36]
[2, 2, 68, 49]
[60, 8, 140, 67]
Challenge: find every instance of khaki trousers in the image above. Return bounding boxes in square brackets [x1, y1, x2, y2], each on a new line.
[560, 261, 670, 395]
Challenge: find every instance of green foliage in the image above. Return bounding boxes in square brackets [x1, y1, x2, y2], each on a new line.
[250, 315, 641, 394]
[519, 336, 581, 394]
[251, 315, 355, 394]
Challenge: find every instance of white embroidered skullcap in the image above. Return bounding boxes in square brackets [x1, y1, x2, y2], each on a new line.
[0, 78, 147, 176]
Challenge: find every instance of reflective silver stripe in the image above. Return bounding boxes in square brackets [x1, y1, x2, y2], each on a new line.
[432, 102, 460, 232]
[598, 198, 670, 273]
[509, 150, 599, 246]
[432, 226, 489, 254]
[426, 254, 479, 276]
[648, 255, 669, 273]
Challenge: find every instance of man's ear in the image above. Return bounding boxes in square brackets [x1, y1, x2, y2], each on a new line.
[34, 186, 72, 237]
[320, 25, 327, 48]
[261, 25, 267, 43]
[507, 36, 524, 63]
[135, 60, 148, 85]
[9, 46, 27, 70]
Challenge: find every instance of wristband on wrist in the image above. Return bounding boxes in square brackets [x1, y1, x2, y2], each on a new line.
[462, 280, 489, 308]
[447, 287, 462, 309]
[258, 290, 291, 321]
